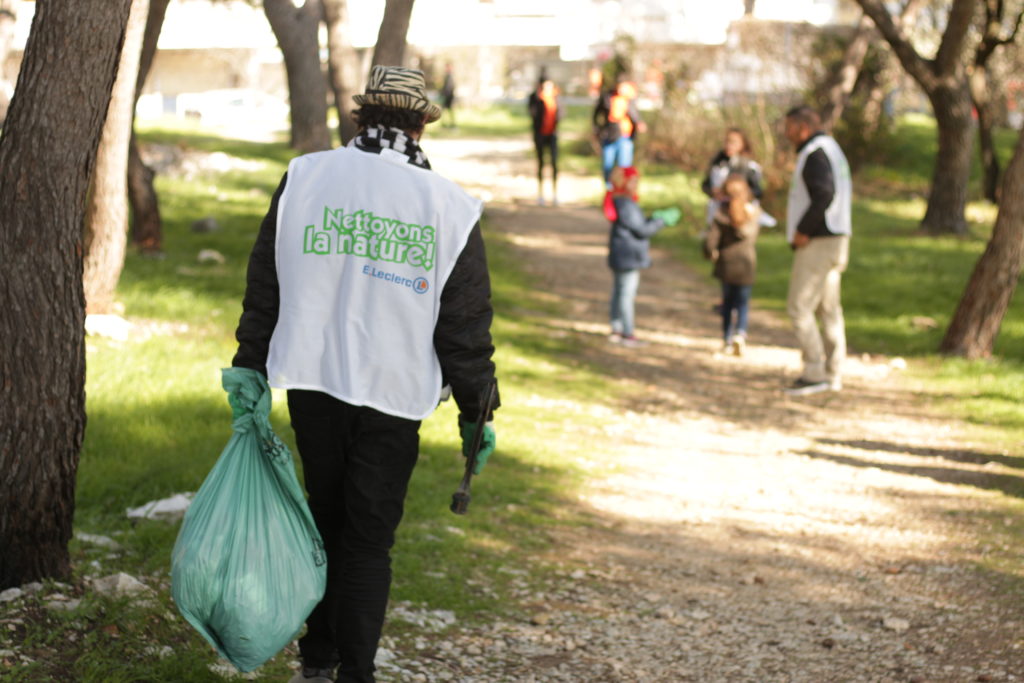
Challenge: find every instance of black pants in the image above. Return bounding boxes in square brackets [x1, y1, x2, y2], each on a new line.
[533, 133, 558, 184]
[287, 390, 420, 683]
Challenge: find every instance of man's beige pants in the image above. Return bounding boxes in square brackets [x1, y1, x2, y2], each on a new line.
[786, 235, 849, 383]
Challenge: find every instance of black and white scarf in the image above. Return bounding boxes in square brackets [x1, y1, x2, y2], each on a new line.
[348, 126, 431, 170]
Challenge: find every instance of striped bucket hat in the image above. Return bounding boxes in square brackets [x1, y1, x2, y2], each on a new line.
[353, 65, 442, 123]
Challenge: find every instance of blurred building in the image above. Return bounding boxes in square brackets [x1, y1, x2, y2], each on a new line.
[3, 0, 862, 126]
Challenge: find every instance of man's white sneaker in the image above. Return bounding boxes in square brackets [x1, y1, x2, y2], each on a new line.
[829, 377, 843, 391]
[784, 378, 830, 396]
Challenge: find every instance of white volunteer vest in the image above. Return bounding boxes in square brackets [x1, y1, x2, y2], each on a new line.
[786, 135, 852, 243]
[266, 146, 483, 420]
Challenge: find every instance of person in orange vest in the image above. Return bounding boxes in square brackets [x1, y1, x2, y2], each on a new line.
[593, 78, 645, 188]
[527, 74, 564, 206]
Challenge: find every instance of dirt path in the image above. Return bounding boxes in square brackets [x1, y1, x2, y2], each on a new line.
[379, 137, 1024, 683]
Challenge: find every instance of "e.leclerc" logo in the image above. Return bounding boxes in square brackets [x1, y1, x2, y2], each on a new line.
[362, 265, 429, 294]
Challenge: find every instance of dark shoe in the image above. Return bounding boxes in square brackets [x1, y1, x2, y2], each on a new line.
[784, 378, 830, 396]
[288, 667, 335, 683]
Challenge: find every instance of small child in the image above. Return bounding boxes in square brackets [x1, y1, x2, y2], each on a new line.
[605, 166, 679, 347]
[704, 173, 761, 356]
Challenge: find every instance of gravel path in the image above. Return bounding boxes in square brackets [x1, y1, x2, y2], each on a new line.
[369, 136, 1024, 683]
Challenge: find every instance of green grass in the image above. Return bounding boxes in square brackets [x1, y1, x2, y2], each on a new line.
[4, 109, 1023, 680]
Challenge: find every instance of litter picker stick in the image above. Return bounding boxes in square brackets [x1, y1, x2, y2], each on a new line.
[450, 379, 498, 515]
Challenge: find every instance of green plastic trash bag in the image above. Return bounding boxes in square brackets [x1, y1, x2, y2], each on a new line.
[171, 367, 326, 673]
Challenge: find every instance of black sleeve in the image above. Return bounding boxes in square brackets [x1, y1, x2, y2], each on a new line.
[231, 173, 287, 376]
[434, 222, 500, 421]
[701, 164, 715, 198]
[701, 152, 724, 197]
[797, 149, 835, 237]
[746, 165, 764, 200]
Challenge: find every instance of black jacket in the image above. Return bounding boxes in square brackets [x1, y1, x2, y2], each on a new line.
[232, 172, 500, 421]
[795, 132, 839, 238]
[700, 150, 764, 200]
[607, 196, 664, 271]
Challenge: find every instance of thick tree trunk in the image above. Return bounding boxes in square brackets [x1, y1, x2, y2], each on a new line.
[371, 0, 415, 67]
[83, 0, 149, 314]
[0, 0, 131, 589]
[323, 0, 358, 144]
[855, 0, 979, 235]
[821, 14, 873, 132]
[264, 0, 331, 153]
[940, 128, 1024, 358]
[920, 83, 974, 235]
[0, 0, 15, 123]
[128, 0, 171, 253]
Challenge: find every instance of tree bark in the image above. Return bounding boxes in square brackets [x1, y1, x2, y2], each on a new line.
[920, 81, 974, 235]
[0, 0, 15, 123]
[264, 0, 332, 153]
[940, 127, 1024, 357]
[323, 0, 358, 144]
[371, 0, 415, 67]
[854, 0, 979, 234]
[820, 13, 873, 133]
[83, 0, 150, 314]
[128, 0, 171, 253]
[0, 0, 131, 590]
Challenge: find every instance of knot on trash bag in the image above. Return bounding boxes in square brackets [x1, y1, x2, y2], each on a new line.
[223, 367, 273, 434]
[221, 368, 292, 463]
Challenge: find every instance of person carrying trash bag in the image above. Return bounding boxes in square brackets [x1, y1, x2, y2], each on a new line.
[231, 65, 500, 683]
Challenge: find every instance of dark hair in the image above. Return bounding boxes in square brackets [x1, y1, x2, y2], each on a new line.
[726, 127, 754, 156]
[350, 104, 426, 134]
[785, 105, 821, 129]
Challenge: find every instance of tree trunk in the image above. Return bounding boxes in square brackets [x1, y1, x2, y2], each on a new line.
[371, 0, 415, 67]
[0, 0, 15, 123]
[940, 128, 1024, 358]
[128, 0, 171, 253]
[920, 82, 974, 235]
[323, 0, 358, 144]
[855, 0, 979, 235]
[0, 0, 131, 590]
[821, 13, 873, 132]
[264, 0, 331, 153]
[83, 0, 149, 314]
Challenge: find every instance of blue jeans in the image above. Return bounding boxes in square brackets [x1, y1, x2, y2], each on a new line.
[601, 137, 635, 186]
[610, 269, 641, 336]
[721, 283, 752, 342]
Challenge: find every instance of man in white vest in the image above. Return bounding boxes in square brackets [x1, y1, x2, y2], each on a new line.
[232, 65, 499, 683]
[783, 105, 852, 396]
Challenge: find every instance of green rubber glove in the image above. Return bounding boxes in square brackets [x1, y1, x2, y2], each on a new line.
[651, 207, 681, 227]
[460, 421, 496, 475]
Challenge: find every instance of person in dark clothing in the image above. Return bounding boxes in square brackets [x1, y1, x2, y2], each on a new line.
[605, 166, 679, 347]
[439, 62, 456, 128]
[700, 127, 765, 228]
[232, 65, 499, 683]
[704, 173, 762, 356]
[527, 75, 563, 205]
